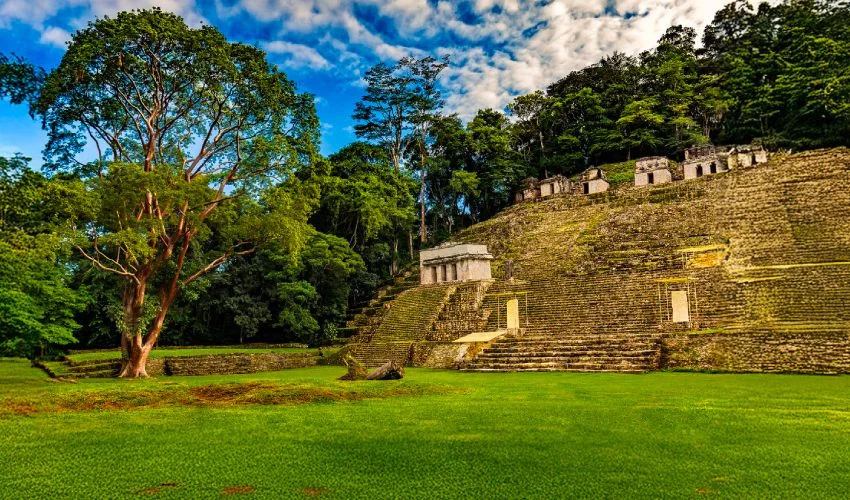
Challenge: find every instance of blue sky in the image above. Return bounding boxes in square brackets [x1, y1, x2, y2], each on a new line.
[0, 0, 743, 162]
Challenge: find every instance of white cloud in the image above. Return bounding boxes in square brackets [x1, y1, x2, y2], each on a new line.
[38, 26, 71, 48]
[229, 0, 771, 120]
[0, 0, 84, 29]
[0, 0, 205, 30]
[4, 0, 783, 123]
[263, 40, 331, 70]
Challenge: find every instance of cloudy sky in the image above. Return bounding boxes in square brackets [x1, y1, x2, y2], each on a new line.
[0, 0, 743, 160]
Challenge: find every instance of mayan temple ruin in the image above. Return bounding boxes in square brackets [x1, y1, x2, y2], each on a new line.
[344, 148, 850, 374]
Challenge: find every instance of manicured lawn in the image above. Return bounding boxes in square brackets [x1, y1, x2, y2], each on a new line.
[66, 347, 318, 363]
[1, 359, 848, 498]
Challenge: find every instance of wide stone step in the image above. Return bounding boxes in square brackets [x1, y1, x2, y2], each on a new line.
[469, 354, 655, 364]
[68, 361, 122, 373]
[461, 367, 648, 374]
[73, 368, 120, 378]
[473, 353, 656, 362]
[466, 360, 652, 370]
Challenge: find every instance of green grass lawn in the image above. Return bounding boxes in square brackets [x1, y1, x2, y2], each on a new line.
[1, 359, 848, 498]
[66, 347, 318, 363]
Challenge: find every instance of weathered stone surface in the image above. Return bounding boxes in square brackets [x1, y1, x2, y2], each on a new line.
[366, 360, 405, 380]
[163, 353, 315, 376]
[661, 332, 850, 374]
[635, 157, 673, 187]
[338, 354, 368, 380]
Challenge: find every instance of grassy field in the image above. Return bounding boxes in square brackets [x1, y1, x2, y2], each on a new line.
[66, 347, 317, 363]
[1, 359, 848, 498]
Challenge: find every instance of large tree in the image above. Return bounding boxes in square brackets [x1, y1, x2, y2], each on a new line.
[353, 56, 447, 243]
[4, 9, 320, 376]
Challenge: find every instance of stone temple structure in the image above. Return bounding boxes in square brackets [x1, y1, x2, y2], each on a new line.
[538, 175, 571, 198]
[683, 146, 727, 180]
[514, 178, 539, 203]
[634, 156, 672, 187]
[346, 149, 850, 375]
[420, 242, 493, 285]
[683, 144, 769, 180]
[726, 144, 768, 168]
[581, 167, 609, 194]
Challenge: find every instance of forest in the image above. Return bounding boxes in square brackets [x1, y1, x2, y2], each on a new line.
[0, 0, 848, 364]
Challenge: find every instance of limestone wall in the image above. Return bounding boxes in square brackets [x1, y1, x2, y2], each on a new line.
[161, 353, 316, 376]
[635, 168, 672, 187]
[584, 178, 609, 194]
[661, 333, 850, 374]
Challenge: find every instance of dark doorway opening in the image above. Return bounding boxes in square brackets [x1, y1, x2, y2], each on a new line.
[647, 172, 655, 184]
[696, 165, 704, 177]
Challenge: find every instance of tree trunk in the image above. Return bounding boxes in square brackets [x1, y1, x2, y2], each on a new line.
[119, 335, 152, 378]
[391, 237, 399, 275]
[116, 278, 178, 378]
[419, 153, 426, 243]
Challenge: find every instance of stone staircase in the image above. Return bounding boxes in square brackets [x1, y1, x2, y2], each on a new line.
[346, 283, 454, 367]
[428, 281, 493, 341]
[62, 358, 121, 378]
[338, 270, 420, 342]
[462, 333, 662, 373]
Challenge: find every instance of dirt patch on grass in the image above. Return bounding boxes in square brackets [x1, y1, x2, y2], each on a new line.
[222, 485, 255, 495]
[0, 381, 438, 415]
[300, 487, 328, 496]
[189, 382, 270, 401]
[8, 402, 37, 415]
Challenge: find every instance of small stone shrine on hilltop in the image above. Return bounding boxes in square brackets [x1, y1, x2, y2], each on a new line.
[683, 145, 727, 179]
[420, 242, 493, 285]
[634, 156, 672, 187]
[581, 167, 609, 194]
[538, 175, 571, 198]
[726, 144, 768, 168]
[515, 177, 539, 203]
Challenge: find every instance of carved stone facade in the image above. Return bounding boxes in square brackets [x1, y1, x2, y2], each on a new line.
[634, 156, 672, 187]
[420, 242, 493, 285]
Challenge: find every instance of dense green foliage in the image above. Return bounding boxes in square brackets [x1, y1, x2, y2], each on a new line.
[1, 1, 849, 355]
[0, 156, 88, 357]
[1, 361, 848, 497]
